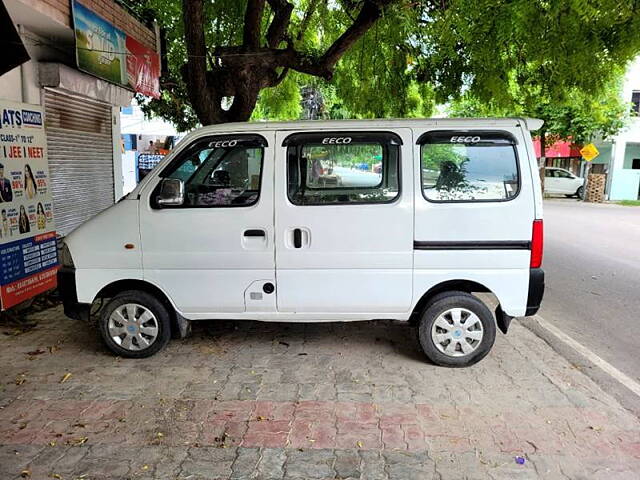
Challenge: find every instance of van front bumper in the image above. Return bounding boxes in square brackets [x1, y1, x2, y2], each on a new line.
[57, 267, 91, 321]
[525, 268, 545, 316]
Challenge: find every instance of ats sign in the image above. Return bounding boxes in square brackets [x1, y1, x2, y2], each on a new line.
[0, 101, 58, 310]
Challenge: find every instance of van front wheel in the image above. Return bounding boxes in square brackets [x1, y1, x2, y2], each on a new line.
[99, 290, 171, 358]
[417, 291, 496, 367]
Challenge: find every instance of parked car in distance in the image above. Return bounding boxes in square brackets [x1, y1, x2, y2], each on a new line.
[544, 167, 585, 198]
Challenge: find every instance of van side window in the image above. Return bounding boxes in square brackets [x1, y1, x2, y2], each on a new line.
[419, 131, 519, 202]
[159, 135, 265, 207]
[285, 132, 401, 205]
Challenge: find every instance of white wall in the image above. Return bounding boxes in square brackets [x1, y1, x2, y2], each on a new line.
[0, 67, 23, 102]
[609, 58, 640, 200]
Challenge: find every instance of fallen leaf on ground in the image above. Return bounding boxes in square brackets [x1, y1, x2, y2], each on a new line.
[278, 341, 289, 347]
[356, 441, 364, 448]
[51, 474, 63, 479]
[48, 441, 56, 447]
[66, 437, 88, 446]
[15, 374, 27, 385]
[256, 416, 266, 421]
[588, 425, 603, 432]
[60, 373, 72, 384]
[26, 349, 45, 356]
[20, 469, 31, 478]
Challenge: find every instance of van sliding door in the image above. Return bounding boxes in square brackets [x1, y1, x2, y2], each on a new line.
[274, 129, 414, 317]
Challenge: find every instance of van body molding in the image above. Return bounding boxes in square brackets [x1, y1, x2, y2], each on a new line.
[414, 240, 531, 250]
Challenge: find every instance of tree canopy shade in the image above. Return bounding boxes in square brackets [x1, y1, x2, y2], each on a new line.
[139, 0, 640, 130]
[448, 73, 630, 147]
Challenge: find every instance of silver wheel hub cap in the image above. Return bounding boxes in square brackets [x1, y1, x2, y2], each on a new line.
[108, 303, 159, 351]
[431, 307, 484, 357]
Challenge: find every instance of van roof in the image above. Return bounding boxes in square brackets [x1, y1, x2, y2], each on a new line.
[190, 117, 544, 134]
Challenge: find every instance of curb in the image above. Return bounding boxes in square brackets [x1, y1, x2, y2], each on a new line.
[519, 315, 640, 419]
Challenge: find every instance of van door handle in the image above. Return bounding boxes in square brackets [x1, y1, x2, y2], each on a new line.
[244, 229, 265, 237]
[293, 228, 302, 248]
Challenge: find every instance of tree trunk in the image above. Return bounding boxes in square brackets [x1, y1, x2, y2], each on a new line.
[539, 129, 546, 193]
[180, 0, 400, 125]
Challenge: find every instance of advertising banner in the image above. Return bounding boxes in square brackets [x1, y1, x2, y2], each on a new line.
[126, 35, 161, 99]
[72, 0, 160, 98]
[0, 101, 58, 310]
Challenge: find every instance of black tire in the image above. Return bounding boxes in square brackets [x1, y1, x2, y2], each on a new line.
[99, 290, 171, 358]
[417, 291, 496, 367]
[575, 186, 584, 199]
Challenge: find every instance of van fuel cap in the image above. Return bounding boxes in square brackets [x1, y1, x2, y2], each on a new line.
[263, 282, 275, 294]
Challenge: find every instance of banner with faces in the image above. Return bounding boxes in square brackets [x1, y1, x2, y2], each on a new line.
[0, 100, 58, 309]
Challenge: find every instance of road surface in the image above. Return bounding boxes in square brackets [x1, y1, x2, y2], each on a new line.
[540, 199, 640, 381]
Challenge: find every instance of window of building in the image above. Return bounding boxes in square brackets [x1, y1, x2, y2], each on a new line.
[632, 158, 640, 170]
[632, 91, 640, 115]
[159, 135, 265, 207]
[285, 132, 401, 205]
[419, 131, 519, 202]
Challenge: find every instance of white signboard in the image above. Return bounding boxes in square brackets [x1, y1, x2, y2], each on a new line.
[0, 100, 58, 309]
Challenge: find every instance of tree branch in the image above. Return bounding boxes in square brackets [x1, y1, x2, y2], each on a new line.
[266, 0, 294, 48]
[319, 0, 394, 72]
[182, 0, 220, 123]
[296, 0, 321, 42]
[243, 0, 267, 49]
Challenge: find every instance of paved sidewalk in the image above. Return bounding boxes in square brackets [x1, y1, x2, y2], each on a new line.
[1, 306, 639, 479]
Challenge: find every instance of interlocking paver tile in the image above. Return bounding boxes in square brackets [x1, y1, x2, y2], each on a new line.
[1, 306, 640, 479]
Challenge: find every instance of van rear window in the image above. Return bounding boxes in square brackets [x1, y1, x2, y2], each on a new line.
[419, 131, 519, 202]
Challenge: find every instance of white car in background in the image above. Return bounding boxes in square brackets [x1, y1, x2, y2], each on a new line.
[544, 167, 585, 198]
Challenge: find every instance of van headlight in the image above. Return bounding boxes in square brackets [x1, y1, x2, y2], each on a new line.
[59, 242, 75, 268]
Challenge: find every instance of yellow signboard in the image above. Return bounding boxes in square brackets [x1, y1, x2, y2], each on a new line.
[580, 143, 599, 162]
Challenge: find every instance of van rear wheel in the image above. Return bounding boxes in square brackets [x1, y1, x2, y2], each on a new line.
[417, 291, 496, 367]
[99, 290, 171, 358]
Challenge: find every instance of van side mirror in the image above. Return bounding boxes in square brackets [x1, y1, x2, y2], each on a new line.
[156, 178, 184, 207]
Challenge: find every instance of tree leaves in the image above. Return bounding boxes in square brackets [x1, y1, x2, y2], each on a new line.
[135, 0, 640, 131]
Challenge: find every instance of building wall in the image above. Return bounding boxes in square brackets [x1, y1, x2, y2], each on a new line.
[0, 68, 23, 103]
[596, 57, 640, 200]
[623, 143, 640, 169]
[19, 0, 156, 50]
[1, 0, 157, 211]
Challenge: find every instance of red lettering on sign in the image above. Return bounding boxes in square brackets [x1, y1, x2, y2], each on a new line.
[8, 146, 22, 158]
[27, 147, 44, 158]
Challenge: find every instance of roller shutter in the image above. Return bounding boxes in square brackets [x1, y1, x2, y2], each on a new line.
[44, 88, 114, 236]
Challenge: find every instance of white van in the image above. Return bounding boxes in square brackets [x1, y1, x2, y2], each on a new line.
[58, 118, 545, 367]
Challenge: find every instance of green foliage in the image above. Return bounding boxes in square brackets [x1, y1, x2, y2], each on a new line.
[425, 0, 638, 145]
[251, 74, 302, 122]
[448, 73, 631, 145]
[420, 0, 640, 109]
[136, 0, 640, 133]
